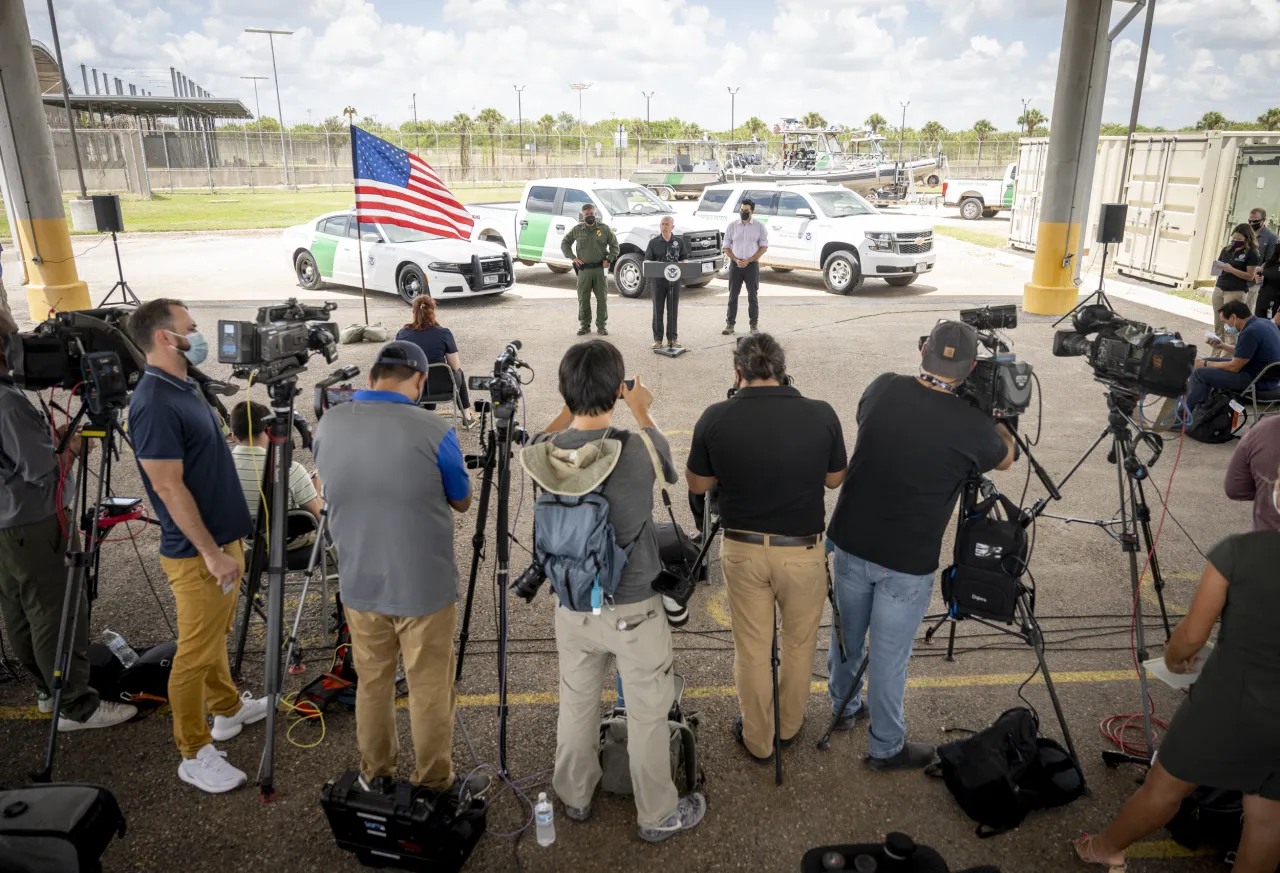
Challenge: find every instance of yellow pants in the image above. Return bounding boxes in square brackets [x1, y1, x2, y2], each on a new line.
[346, 604, 458, 790]
[160, 540, 246, 759]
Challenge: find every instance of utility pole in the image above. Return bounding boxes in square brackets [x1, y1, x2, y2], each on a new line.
[240, 77, 268, 167]
[513, 85, 525, 162]
[898, 101, 910, 161]
[1021, 97, 1030, 129]
[641, 91, 654, 164]
[245, 28, 294, 188]
[410, 92, 419, 153]
[727, 86, 739, 138]
[570, 82, 591, 166]
[45, 0, 87, 199]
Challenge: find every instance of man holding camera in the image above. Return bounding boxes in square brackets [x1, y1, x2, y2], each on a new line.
[687, 334, 846, 764]
[1185, 300, 1280, 417]
[561, 203, 620, 337]
[534, 340, 706, 842]
[825, 321, 1014, 771]
[313, 341, 475, 797]
[128, 299, 265, 793]
[0, 309, 136, 732]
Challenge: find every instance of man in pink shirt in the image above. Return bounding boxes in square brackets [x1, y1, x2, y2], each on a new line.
[1225, 415, 1280, 531]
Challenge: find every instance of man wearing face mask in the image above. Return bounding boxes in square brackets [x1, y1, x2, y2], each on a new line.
[313, 341, 477, 798]
[1186, 299, 1280, 418]
[127, 299, 264, 794]
[721, 198, 769, 336]
[561, 203, 620, 337]
[1249, 208, 1276, 265]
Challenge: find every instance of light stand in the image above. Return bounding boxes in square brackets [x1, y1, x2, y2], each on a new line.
[97, 232, 141, 307]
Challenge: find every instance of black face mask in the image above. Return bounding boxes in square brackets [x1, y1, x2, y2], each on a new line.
[584, 214, 596, 225]
[740, 210, 751, 220]
[1250, 220, 1264, 230]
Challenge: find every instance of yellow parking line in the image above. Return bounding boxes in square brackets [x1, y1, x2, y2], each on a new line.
[0, 668, 1136, 721]
[707, 590, 733, 629]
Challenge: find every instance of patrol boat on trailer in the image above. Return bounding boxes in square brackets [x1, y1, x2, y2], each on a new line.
[629, 140, 768, 200]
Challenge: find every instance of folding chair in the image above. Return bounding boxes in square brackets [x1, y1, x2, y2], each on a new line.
[418, 362, 463, 425]
[1229, 360, 1280, 426]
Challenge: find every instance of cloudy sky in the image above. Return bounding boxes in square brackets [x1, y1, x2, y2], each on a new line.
[22, 0, 1280, 132]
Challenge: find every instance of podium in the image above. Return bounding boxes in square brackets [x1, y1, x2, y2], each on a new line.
[642, 260, 706, 283]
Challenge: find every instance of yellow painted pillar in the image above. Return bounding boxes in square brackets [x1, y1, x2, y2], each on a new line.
[0, 0, 91, 318]
[1023, 0, 1113, 315]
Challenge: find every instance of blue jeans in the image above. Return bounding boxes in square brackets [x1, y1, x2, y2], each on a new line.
[1185, 359, 1254, 414]
[827, 546, 934, 759]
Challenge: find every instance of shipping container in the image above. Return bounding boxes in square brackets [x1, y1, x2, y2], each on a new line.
[1010, 131, 1280, 289]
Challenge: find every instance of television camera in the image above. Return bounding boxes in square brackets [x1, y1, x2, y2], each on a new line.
[217, 298, 339, 383]
[5, 308, 145, 412]
[919, 305, 1033, 421]
[1051, 303, 1196, 400]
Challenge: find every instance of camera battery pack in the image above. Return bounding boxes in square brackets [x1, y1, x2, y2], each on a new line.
[320, 771, 485, 873]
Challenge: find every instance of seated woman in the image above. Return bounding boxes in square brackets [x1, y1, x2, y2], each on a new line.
[395, 295, 474, 425]
[1075, 476, 1280, 873]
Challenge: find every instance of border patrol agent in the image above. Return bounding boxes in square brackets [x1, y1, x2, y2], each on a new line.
[562, 202, 620, 337]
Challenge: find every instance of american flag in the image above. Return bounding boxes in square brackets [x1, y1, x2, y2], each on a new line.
[350, 125, 475, 241]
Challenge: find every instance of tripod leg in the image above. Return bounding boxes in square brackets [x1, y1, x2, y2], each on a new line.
[946, 618, 957, 662]
[771, 614, 782, 786]
[1025, 611, 1084, 784]
[456, 435, 496, 683]
[232, 506, 271, 681]
[817, 655, 869, 751]
[1131, 478, 1173, 640]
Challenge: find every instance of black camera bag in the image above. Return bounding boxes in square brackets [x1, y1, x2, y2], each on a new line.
[0, 783, 125, 873]
[655, 522, 705, 580]
[1166, 787, 1244, 864]
[87, 642, 176, 709]
[941, 491, 1027, 623]
[800, 832, 1002, 873]
[1184, 392, 1238, 444]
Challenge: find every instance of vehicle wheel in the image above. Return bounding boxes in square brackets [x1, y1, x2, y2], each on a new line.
[770, 266, 794, 273]
[982, 208, 999, 219]
[884, 274, 919, 288]
[613, 253, 646, 299]
[397, 264, 429, 304]
[657, 188, 672, 201]
[959, 198, 984, 221]
[926, 174, 941, 186]
[480, 232, 505, 247]
[547, 264, 571, 274]
[684, 279, 712, 289]
[822, 250, 862, 295]
[295, 251, 323, 290]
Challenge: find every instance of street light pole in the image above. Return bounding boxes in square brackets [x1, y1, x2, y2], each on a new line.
[240, 76, 268, 166]
[245, 28, 295, 188]
[514, 85, 525, 162]
[570, 82, 592, 166]
[898, 100, 910, 161]
[410, 92, 418, 153]
[727, 86, 739, 138]
[45, 0, 87, 199]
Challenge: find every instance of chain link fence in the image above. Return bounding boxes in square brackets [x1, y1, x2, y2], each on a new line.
[46, 127, 1025, 196]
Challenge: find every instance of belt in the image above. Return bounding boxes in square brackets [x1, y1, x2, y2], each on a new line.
[578, 261, 604, 270]
[724, 530, 823, 547]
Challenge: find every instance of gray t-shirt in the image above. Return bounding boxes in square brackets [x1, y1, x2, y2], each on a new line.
[532, 426, 677, 605]
[314, 398, 464, 617]
[0, 375, 59, 529]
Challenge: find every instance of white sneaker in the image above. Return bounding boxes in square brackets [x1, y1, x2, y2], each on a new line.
[178, 744, 247, 794]
[37, 693, 53, 714]
[211, 692, 270, 741]
[57, 700, 137, 732]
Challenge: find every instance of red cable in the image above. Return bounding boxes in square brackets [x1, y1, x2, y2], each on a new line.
[1098, 423, 1185, 759]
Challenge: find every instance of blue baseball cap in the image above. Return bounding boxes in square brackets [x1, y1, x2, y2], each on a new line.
[374, 340, 430, 374]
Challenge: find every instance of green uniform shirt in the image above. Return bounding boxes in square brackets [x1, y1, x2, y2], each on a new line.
[561, 222, 620, 264]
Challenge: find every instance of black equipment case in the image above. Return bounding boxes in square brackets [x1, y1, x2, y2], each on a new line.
[800, 832, 1000, 873]
[0, 783, 125, 873]
[320, 771, 485, 872]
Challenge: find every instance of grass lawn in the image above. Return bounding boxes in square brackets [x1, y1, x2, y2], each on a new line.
[933, 225, 1007, 249]
[0, 185, 528, 239]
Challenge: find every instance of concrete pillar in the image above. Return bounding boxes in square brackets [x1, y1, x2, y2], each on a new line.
[1023, 0, 1114, 315]
[92, 68, 99, 94]
[0, 0, 90, 315]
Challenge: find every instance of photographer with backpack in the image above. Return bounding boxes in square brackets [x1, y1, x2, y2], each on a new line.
[526, 340, 706, 843]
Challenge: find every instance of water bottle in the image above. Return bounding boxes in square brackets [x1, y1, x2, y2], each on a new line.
[534, 792, 555, 847]
[102, 629, 139, 668]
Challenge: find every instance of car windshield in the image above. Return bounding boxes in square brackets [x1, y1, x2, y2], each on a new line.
[809, 189, 877, 218]
[595, 187, 673, 216]
[380, 224, 436, 243]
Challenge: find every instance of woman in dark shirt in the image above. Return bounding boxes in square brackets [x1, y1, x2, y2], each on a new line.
[395, 295, 474, 425]
[1256, 243, 1280, 320]
[1216, 224, 1262, 295]
[1075, 472, 1280, 872]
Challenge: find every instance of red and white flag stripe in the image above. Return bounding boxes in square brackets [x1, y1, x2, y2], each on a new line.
[354, 156, 474, 241]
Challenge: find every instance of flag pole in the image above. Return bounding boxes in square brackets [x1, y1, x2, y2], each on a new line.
[346, 114, 370, 325]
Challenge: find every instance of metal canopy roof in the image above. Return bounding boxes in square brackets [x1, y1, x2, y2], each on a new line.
[41, 93, 252, 119]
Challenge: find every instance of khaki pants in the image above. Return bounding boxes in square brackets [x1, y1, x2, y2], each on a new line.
[1212, 287, 1248, 336]
[553, 593, 676, 828]
[346, 603, 457, 790]
[161, 540, 245, 758]
[722, 535, 828, 758]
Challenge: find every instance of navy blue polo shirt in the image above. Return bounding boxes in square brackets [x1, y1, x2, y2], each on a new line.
[129, 365, 253, 559]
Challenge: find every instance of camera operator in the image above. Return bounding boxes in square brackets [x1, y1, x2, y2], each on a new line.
[127, 299, 265, 793]
[825, 321, 1014, 771]
[686, 333, 847, 764]
[0, 309, 136, 732]
[534, 340, 706, 843]
[1186, 300, 1280, 417]
[313, 341, 480, 798]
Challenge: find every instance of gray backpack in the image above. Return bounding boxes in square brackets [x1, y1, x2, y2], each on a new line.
[535, 485, 631, 612]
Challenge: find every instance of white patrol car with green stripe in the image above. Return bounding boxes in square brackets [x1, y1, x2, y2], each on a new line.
[467, 179, 724, 298]
[284, 212, 514, 303]
[943, 163, 1018, 220]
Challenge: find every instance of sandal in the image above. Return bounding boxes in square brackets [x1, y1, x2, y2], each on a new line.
[1074, 834, 1126, 871]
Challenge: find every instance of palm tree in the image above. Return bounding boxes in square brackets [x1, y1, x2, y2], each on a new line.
[475, 107, 505, 167]
[921, 120, 946, 146]
[801, 111, 827, 129]
[742, 116, 768, 141]
[973, 118, 996, 166]
[1258, 108, 1280, 131]
[682, 121, 705, 140]
[1017, 108, 1047, 137]
[450, 112, 472, 172]
[865, 113, 888, 134]
[1196, 111, 1228, 131]
[537, 114, 555, 164]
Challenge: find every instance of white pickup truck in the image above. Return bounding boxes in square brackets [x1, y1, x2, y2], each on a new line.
[942, 163, 1017, 220]
[468, 179, 724, 298]
[694, 181, 935, 292]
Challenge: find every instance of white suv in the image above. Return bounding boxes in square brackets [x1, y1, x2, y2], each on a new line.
[694, 182, 936, 293]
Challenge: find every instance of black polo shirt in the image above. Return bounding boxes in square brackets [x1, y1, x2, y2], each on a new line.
[645, 233, 687, 263]
[688, 385, 846, 536]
